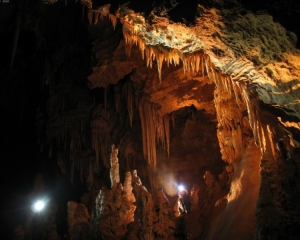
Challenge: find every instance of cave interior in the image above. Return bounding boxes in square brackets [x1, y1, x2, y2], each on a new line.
[1, 0, 300, 239]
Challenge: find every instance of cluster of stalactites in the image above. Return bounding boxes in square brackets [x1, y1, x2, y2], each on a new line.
[123, 81, 134, 128]
[87, 4, 118, 29]
[213, 55, 280, 163]
[241, 86, 277, 158]
[41, 1, 117, 29]
[138, 97, 170, 170]
[41, 0, 92, 8]
[221, 59, 271, 155]
[213, 67, 250, 163]
[123, 26, 216, 82]
[91, 116, 111, 169]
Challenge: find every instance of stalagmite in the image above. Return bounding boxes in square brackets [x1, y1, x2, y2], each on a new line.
[110, 144, 120, 189]
[132, 170, 155, 240]
[92, 167, 136, 239]
[67, 201, 90, 239]
[153, 188, 175, 238]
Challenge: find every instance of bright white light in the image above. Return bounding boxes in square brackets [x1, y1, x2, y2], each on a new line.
[178, 185, 184, 191]
[32, 200, 45, 212]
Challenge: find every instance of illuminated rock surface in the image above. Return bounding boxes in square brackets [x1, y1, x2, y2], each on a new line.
[1, 0, 300, 239]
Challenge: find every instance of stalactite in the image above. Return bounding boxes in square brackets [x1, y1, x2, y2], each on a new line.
[121, 12, 208, 82]
[211, 67, 217, 85]
[256, 120, 265, 153]
[267, 125, 276, 160]
[138, 97, 170, 170]
[93, 11, 100, 24]
[171, 112, 175, 129]
[41, 0, 58, 4]
[138, 98, 148, 164]
[226, 76, 232, 95]
[10, 10, 20, 70]
[81, 4, 85, 23]
[163, 115, 170, 157]
[241, 86, 260, 145]
[261, 124, 267, 153]
[123, 81, 134, 128]
[114, 85, 121, 113]
[71, 162, 74, 183]
[216, 73, 222, 91]
[224, 76, 229, 93]
[231, 77, 240, 107]
[201, 54, 205, 79]
[80, 0, 92, 9]
[231, 123, 243, 160]
[87, 8, 93, 25]
[91, 117, 111, 168]
[109, 14, 117, 30]
[156, 50, 165, 82]
[214, 68, 247, 164]
[104, 86, 108, 110]
[204, 56, 211, 83]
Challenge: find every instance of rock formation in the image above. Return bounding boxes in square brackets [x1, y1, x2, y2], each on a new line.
[91, 144, 136, 239]
[67, 201, 90, 240]
[2, 0, 300, 239]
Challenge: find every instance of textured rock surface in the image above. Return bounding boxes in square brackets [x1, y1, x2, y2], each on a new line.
[1, 0, 300, 239]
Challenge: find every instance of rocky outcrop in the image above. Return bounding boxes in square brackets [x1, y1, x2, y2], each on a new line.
[91, 145, 136, 239]
[3, 0, 300, 239]
[68, 202, 90, 240]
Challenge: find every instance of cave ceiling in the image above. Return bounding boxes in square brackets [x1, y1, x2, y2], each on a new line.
[83, 0, 300, 121]
[2, 0, 300, 239]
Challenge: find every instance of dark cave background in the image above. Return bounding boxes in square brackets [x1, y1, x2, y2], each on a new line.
[0, 0, 300, 239]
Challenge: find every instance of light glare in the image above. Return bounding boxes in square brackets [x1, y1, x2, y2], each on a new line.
[178, 185, 184, 191]
[33, 200, 45, 212]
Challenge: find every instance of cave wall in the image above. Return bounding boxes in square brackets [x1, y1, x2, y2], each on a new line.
[1, 0, 300, 239]
[204, 140, 261, 240]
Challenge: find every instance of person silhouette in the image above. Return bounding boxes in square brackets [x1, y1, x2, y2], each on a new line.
[177, 187, 191, 215]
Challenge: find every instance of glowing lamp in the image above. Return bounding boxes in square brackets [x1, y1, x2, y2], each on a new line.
[32, 200, 45, 213]
[178, 185, 184, 191]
